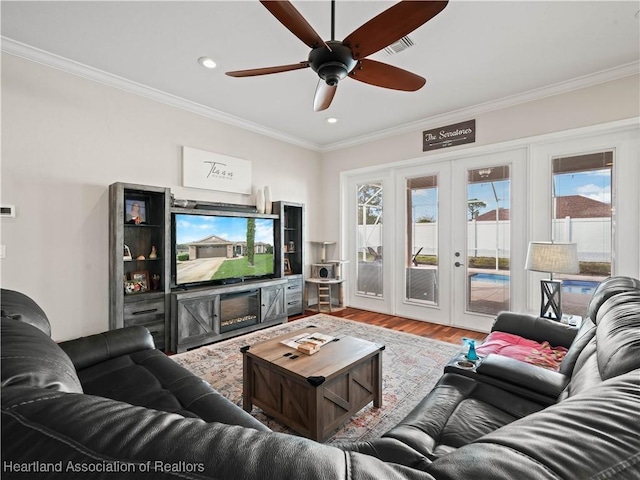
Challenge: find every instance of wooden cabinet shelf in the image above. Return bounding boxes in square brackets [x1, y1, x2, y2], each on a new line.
[274, 201, 305, 316]
[110, 182, 171, 350]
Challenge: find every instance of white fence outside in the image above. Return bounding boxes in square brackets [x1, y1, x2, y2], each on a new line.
[358, 217, 611, 262]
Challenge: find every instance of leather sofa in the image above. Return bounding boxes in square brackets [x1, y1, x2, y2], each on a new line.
[346, 276, 640, 478]
[2, 278, 640, 479]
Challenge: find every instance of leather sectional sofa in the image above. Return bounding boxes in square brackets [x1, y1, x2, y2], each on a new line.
[346, 276, 640, 475]
[2, 277, 640, 479]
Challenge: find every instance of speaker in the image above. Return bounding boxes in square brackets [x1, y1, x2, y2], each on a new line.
[311, 263, 335, 279]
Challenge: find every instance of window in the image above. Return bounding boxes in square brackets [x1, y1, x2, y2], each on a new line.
[466, 166, 511, 315]
[356, 182, 383, 297]
[406, 175, 439, 304]
[552, 152, 613, 316]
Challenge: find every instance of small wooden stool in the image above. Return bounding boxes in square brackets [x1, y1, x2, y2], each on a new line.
[305, 278, 346, 313]
[317, 284, 332, 312]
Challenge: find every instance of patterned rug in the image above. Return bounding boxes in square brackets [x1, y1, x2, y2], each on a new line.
[171, 314, 459, 444]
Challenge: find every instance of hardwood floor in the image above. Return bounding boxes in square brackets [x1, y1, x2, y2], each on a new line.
[291, 307, 487, 345]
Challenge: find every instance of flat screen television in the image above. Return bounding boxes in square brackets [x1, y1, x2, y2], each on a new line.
[173, 212, 275, 287]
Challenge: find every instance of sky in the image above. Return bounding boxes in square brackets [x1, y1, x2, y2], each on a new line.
[411, 168, 611, 222]
[175, 214, 274, 245]
[554, 169, 612, 203]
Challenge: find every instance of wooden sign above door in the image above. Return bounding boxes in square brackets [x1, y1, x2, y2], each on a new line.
[423, 120, 476, 152]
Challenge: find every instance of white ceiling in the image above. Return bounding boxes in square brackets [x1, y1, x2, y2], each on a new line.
[2, 1, 639, 150]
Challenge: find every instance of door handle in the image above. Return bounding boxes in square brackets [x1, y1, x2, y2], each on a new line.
[454, 261, 464, 267]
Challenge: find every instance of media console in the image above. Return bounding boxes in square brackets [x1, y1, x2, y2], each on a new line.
[109, 182, 305, 352]
[171, 278, 287, 353]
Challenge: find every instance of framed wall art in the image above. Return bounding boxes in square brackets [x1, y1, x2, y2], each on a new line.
[182, 146, 252, 195]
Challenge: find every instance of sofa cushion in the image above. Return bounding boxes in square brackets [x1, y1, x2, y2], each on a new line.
[585, 276, 640, 324]
[380, 373, 546, 461]
[595, 291, 640, 380]
[1, 288, 51, 336]
[561, 290, 640, 400]
[1, 318, 82, 393]
[474, 354, 568, 399]
[557, 317, 596, 375]
[76, 347, 269, 431]
[425, 371, 640, 480]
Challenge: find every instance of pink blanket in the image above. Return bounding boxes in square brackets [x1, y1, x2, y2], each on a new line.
[476, 331, 568, 371]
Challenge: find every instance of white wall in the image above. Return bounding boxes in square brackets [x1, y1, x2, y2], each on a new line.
[1, 54, 322, 341]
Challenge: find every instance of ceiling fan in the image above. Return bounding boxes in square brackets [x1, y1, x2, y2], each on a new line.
[226, 0, 449, 111]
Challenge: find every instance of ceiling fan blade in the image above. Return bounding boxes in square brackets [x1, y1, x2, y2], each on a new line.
[313, 80, 337, 111]
[348, 59, 426, 91]
[226, 62, 309, 77]
[344, 1, 449, 59]
[260, 1, 329, 49]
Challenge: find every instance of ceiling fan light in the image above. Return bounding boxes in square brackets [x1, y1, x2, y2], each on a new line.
[318, 62, 348, 86]
[326, 117, 338, 124]
[309, 41, 357, 86]
[198, 57, 217, 69]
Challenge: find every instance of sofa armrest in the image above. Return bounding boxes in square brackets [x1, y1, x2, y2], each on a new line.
[58, 326, 155, 371]
[336, 438, 432, 471]
[475, 354, 568, 399]
[491, 312, 578, 348]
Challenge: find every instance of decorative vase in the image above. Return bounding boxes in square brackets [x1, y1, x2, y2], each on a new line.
[264, 186, 272, 214]
[256, 189, 265, 214]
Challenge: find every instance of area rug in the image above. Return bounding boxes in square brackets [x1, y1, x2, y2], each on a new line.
[171, 314, 459, 444]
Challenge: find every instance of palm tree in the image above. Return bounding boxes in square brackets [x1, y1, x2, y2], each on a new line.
[468, 199, 486, 220]
[246, 218, 255, 266]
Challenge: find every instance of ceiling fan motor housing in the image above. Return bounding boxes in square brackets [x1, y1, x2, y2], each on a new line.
[309, 41, 357, 86]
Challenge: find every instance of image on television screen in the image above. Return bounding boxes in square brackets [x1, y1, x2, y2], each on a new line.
[175, 214, 274, 285]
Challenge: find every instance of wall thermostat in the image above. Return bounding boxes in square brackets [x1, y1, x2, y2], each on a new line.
[311, 263, 335, 279]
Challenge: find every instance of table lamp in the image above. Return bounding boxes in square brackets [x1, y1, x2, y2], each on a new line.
[525, 241, 579, 320]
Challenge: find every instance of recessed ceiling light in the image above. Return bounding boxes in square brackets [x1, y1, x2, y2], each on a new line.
[198, 57, 217, 69]
[326, 117, 338, 124]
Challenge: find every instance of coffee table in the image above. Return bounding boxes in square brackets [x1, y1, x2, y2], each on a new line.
[241, 328, 383, 442]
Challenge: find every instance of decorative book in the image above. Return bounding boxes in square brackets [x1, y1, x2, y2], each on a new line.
[281, 332, 334, 355]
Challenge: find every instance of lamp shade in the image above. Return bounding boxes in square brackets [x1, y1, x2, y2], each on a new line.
[525, 242, 579, 274]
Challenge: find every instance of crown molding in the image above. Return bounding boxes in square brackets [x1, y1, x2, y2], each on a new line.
[321, 61, 640, 152]
[2, 36, 637, 154]
[1, 37, 323, 152]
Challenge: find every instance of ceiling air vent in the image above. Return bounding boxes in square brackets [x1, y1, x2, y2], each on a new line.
[384, 35, 415, 56]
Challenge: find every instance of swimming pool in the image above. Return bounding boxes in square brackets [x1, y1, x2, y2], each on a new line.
[562, 279, 599, 295]
[470, 273, 509, 285]
[470, 273, 599, 295]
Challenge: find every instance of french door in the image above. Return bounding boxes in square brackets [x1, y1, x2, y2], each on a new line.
[347, 148, 526, 332]
[393, 149, 526, 331]
[450, 149, 527, 331]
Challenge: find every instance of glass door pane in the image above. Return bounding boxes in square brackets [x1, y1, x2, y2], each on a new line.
[406, 175, 438, 305]
[356, 182, 383, 298]
[552, 151, 613, 318]
[466, 166, 511, 315]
